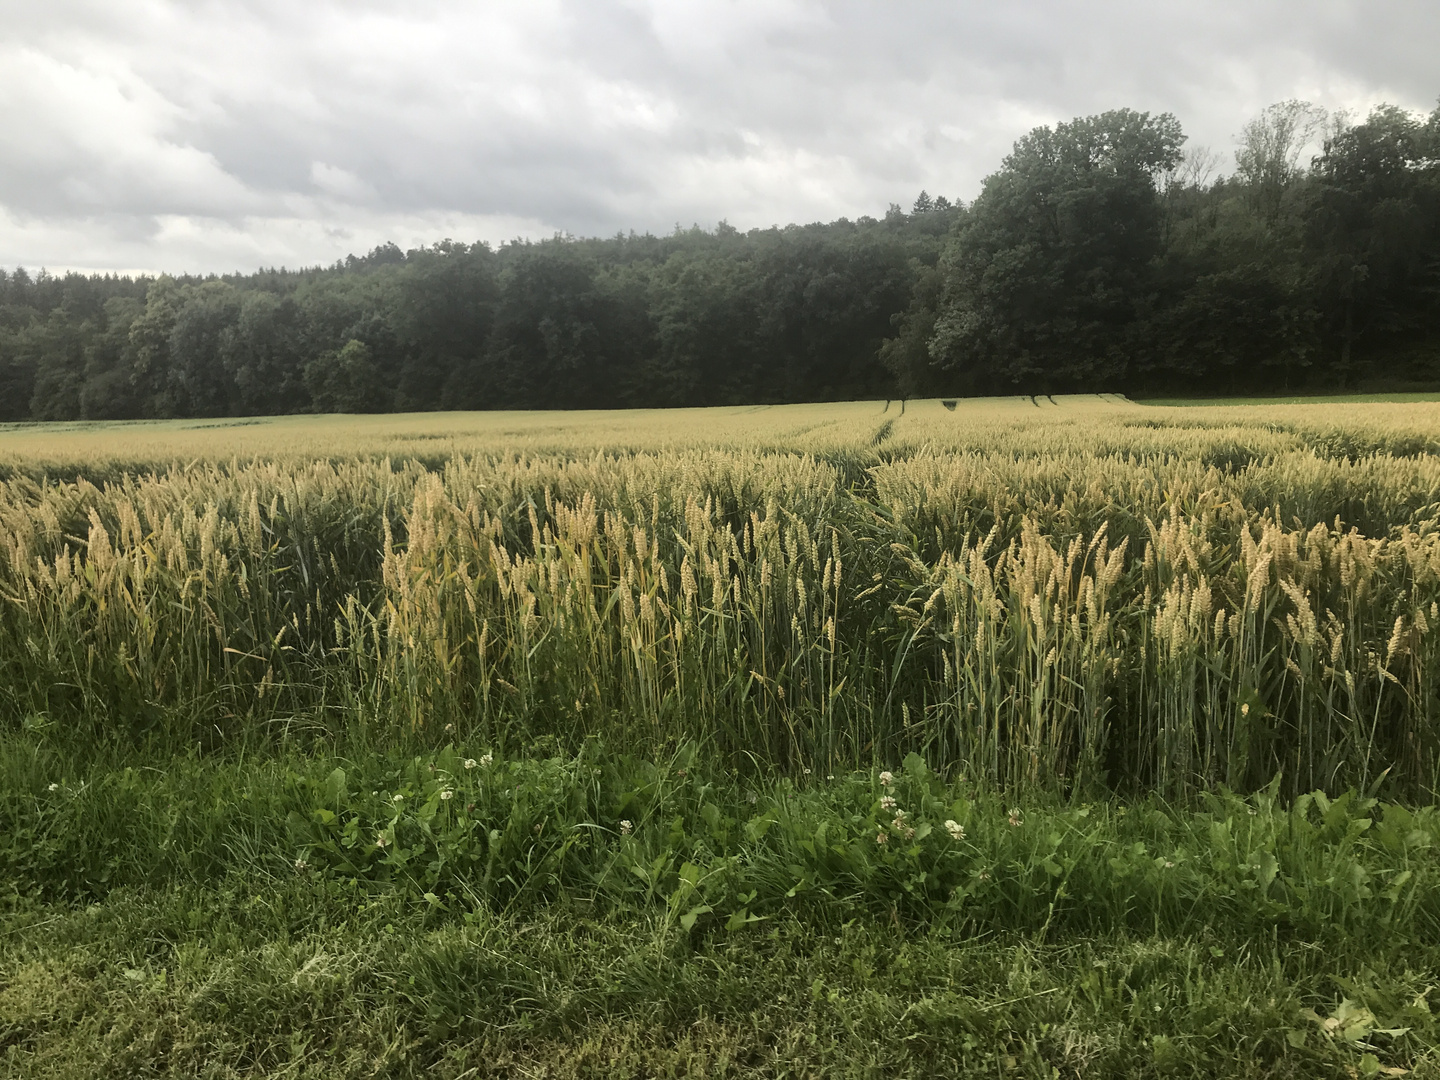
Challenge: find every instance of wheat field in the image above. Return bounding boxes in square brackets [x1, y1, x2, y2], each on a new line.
[4, 394, 1439, 797]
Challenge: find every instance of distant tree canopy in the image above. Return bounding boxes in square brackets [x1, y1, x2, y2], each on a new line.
[2, 99, 1437, 420]
[927, 109, 1186, 391]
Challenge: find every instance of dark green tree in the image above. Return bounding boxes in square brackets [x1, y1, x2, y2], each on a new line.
[303, 339, 388, 413]
[928, 109, 1185, 391]
[1310, 103, 1440, 383]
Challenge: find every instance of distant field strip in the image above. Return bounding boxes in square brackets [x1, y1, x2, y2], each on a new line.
[3, 395, 1440, 796]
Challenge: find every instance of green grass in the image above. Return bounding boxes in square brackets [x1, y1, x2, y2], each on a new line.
[1136, 392, 1440, 406]
[8, 887, 1431, 1079]
[3, 737, 1439, 1077]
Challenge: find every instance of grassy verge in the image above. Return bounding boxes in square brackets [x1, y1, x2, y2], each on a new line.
[2, 737, 1437, 1077]
[6, 887, 1433, 1079]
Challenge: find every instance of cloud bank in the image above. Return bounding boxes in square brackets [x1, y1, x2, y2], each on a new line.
[0, 0, 1434, 274]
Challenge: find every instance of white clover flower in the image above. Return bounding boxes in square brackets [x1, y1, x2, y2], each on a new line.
[392, 794, 404, 803]
[1163, 860, 1175, 869]
[47, 782, 59, 792]
[1007, 808, 1023, 827]
[440, 790, 453, 801]
[879, 770, 894, 787]
[479, 752, 494, 767]
[375, 835, 387, 848]
[875, 832, 888, 845]
[294, 857, 309, 872]
[945, 819, 966, 841]
[880, 795, 897, 812]
[1241, 703, 1250, 717]
[826, 775, 835, 781]
[619, 819, 633, 835]
[463, 758, 477, 769]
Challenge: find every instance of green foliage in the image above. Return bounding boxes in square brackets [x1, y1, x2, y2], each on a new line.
[930, 109, 1185, 389]
[927, 100, 1440, 396]
[303, 339, 387, 413]
[0, 212, 953, 421]
[2, 740, 1439, 1076]
[4, 737, 1437, 955]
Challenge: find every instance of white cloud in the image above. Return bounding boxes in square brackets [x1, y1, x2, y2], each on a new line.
[309, 163, 379, 206]
[0, 0, 1433, 274]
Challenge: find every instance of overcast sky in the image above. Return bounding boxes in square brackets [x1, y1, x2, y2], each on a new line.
[1, 0, 1434, 276]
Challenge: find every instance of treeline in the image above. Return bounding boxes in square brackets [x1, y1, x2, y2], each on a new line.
[1, 100, 1437, 419]
[889, 102, 1440, 397]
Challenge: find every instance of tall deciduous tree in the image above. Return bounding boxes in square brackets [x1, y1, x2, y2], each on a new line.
[929, 109, 1185, 391]
[1310, 103, 1440, 383]
[1234, 100, 1326, 224]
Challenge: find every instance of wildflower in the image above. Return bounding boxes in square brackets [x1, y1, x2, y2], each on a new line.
[945, 819, 966, 841]
[1164, 860, 1175, 869]
[479, 753, 494, 767]
[1008, 808, 1023, 827]
[47, 782, 59, 792]
[1241, 703, 1250, 717]
[880, 795, 897, 812]
[619, 820, 633, 836]
[875, 832, 888, 845]
[532, 823, 542, 835]
[392, 794, 404, 803]
[463, 758, 478, 769]
[826, 775, 835, 781]
[375, 835, 388, 849]
[294, 857, 309, 872]
[439, 790, 453, 801]
[879, 770, 894, 787]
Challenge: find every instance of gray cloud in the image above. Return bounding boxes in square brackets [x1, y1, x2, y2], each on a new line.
[0, 0, 1434, 274]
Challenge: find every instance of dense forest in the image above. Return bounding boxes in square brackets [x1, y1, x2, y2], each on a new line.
[1, 99, 1437, 420]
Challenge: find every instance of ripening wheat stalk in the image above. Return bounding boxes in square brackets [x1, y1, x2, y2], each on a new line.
[2, 398, 1438, 796]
